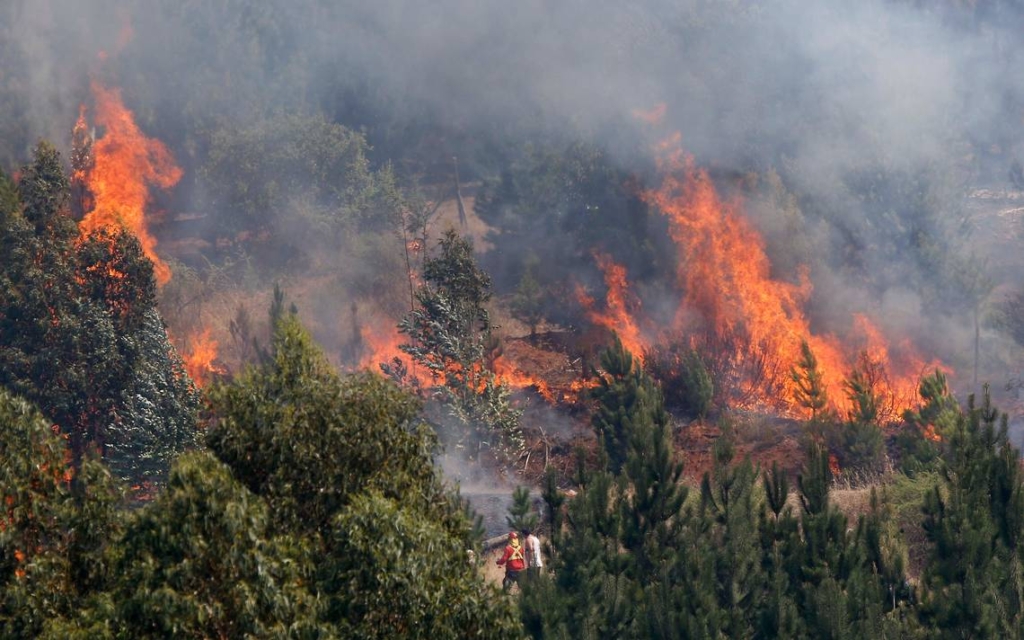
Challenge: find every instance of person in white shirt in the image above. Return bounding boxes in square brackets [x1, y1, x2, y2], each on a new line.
[523, 528, 543, 583]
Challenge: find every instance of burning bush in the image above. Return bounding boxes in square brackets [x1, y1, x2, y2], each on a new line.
[397, 230, 523, 461]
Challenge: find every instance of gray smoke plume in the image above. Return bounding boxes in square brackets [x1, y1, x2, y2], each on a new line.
[3, 0, 1024, 398]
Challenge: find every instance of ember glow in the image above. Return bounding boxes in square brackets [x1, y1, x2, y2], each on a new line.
[78, 81, 182, 286]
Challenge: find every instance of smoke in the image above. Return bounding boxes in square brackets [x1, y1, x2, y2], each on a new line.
[6, 1, 1021, 164]
[4, 0, 1024, 395]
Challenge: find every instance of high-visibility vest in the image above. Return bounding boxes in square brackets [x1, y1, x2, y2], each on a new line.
[509, 541, 525, 563]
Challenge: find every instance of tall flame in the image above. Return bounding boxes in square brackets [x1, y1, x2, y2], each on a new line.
[587, 133, 943, 418]
[576, 252, 649, 362]
[78, 81, 181, 286]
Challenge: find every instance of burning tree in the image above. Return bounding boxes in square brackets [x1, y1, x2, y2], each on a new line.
[397, 229, 523, 460]
[0, 143, 199, 484]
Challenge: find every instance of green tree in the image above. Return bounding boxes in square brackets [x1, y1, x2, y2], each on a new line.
[834, 366, 886, 474]
[324, 490, 520, 639]
[897, 370, 957, 475]
[592, 333, 654, 474]
[918, 387, 1024, 637]
[525, 340, 690, 638]
[757, 462, 805, 638]
[524, 464, 632, 638]
[207, 311, 443, 536]
[0, 389, 122, 638]
[0, 146, 199, 484]
[618, 365, 686, 585]
[644, 342, 714, 418]
[474, 139, 656, 314]
[207, 307, 520, 637]
[507, 485, 540, 534]
[201, 113, 401, 247]
[109, 452, 323, 639]
[698, 433, 763, 637]
[791, 340, 829, 419]
[510, 254, 546, 343]
[398, 229, 523, 459]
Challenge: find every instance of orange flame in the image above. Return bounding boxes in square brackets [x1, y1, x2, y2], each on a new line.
[493, 355, 555, 402]
[581, 132, 944, 418]
[642, 134, 944, 417]
[577, 252, 649, 361]
[78, 81, 181, 285]
[358, 323, 436, 387]
[633, 103, 667, 126]
[182, 328, 221, 387]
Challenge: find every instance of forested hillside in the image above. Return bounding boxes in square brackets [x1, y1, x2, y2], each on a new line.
[4, 0, 1024, 637]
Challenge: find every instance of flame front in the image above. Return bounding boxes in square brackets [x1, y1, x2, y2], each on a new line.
[648, 135, 941, 416]
[359, 323, 436, 388]
[493, 355, 555, 403]
[78, 81, 181, 285]
[585, 133, 943, 418]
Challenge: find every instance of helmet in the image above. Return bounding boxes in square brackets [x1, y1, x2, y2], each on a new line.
[508, 531, 519, 540]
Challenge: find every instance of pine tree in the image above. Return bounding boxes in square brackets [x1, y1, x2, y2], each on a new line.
[918, 386, 1024, 636]
[834, 366, 885, 473]
[525, 338, 691, 638]
[507, 485, 540, 533]
[897, 371, 955, 475]
[510, 253, 545, 343]
[592, 333, 647, 474]
[792, 340, 829, 419]
[796, 442, 858, 636]
[754, 461, 807, 637]
[618, 359, 687, 584]
[699, 431, 764, 637]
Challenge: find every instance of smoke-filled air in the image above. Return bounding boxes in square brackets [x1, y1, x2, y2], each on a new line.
[3, 0, 1024, 636]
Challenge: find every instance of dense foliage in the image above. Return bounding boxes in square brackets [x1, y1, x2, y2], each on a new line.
[518, 342, 1024, 639]
[1, 313, 521, 638]
[0, 144, 199, 484]
[4, 0, 1024, 635]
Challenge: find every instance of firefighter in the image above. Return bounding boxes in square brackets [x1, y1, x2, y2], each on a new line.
[495, 531, 526, 592]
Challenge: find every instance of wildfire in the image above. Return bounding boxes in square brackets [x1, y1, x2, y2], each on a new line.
[182, 328, 222, 387]
[577, 252, 649, 362]
[77, 81, 182, 286]
[493, 355, 556, 403]
[359, 323, 436, 388]
[585, 132, 943, 418]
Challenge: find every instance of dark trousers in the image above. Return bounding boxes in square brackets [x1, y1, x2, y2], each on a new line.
[502, 570, 521, 592]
